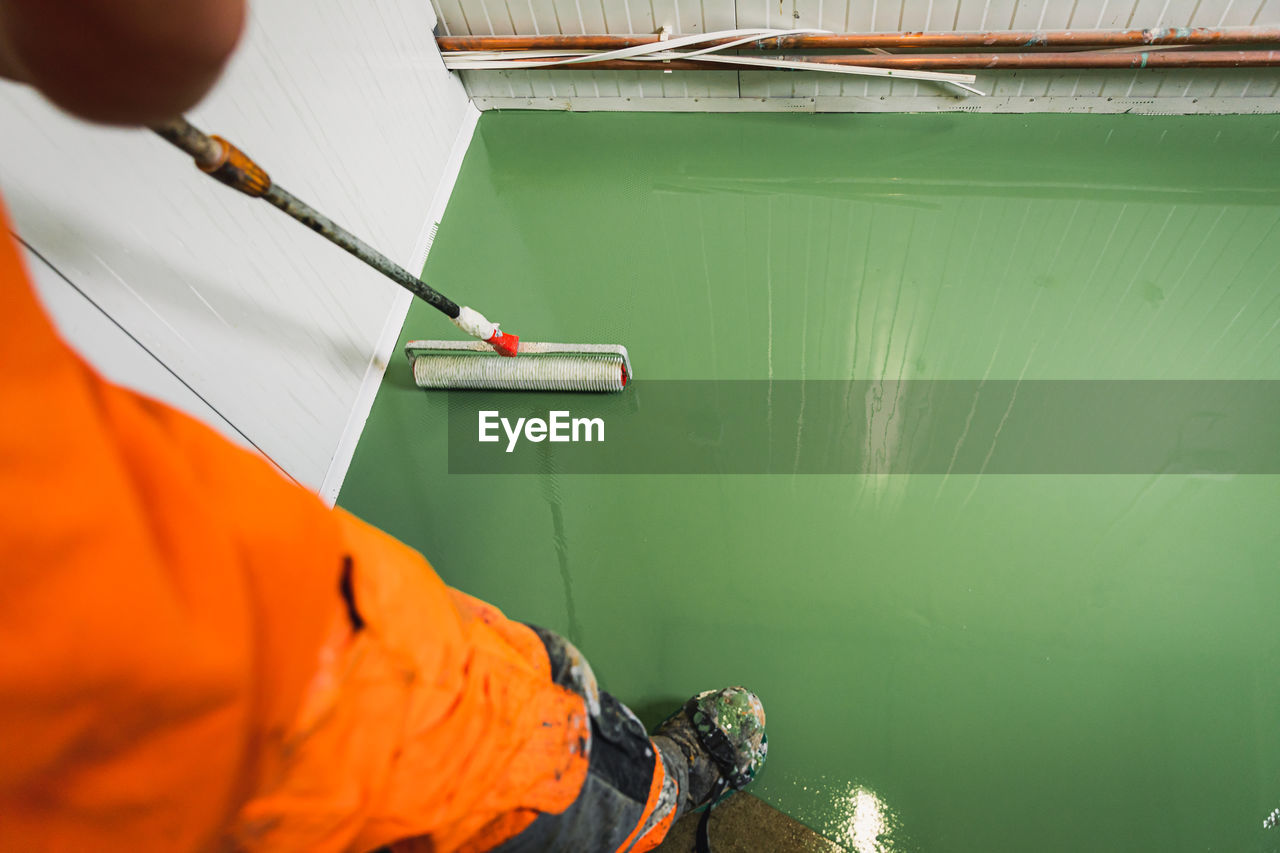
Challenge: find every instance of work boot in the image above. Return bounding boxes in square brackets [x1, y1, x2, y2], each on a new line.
[651, 686, 767, 818]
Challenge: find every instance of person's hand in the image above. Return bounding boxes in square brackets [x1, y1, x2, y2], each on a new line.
[0, 0, 245, 124]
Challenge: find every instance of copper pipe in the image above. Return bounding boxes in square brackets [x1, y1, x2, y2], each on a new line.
[490, 49, 1280, 71]
[438, 26, 1280, 53]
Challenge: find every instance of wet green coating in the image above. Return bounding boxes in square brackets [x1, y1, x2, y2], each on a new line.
[339, 112, 1280, 851]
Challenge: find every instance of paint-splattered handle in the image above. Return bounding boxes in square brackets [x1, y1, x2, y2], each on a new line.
[198, 135, 272, 197]
[147, 115, 529, 342]
[152, 117, 271, 198]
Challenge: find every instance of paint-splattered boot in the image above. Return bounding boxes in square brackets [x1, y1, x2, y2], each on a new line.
[651, 686, 768, 820]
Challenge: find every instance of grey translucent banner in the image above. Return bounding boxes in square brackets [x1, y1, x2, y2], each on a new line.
[445, 381, 1280, 475]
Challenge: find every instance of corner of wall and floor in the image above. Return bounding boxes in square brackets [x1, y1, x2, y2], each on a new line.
[0, 0, 478, 502]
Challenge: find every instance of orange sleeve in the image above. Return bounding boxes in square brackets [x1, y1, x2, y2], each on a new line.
[0, 203, 588, 852]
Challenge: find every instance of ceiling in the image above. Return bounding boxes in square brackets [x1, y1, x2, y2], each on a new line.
[431, 0, 1280, 112]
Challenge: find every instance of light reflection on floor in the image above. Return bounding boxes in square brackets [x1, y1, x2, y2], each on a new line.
[841, 785, 898, 852]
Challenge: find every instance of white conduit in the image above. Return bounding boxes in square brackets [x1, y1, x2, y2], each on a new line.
[442, 28, 986, 96]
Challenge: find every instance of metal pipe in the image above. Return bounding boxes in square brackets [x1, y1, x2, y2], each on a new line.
[495, 49, 1280, 71]
[438, 25, 1280, 52]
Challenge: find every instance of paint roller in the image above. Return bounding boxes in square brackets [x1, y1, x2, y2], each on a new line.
[152, 117, 630, 392]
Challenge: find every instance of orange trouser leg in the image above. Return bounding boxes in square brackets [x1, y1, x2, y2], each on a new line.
[2, 206, 596, 853]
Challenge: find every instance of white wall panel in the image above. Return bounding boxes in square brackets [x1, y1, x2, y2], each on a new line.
[21, 244, 261, 454]
[0, 0, 476, 498]
[461, 68, 742, 99]
[440, 0, 1280, 112]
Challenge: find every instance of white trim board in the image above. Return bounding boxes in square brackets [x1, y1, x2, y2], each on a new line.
[472, 95, 1280, 114]
[318, 101, 481, 506]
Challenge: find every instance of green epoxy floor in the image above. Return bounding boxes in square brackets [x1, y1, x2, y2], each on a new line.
[339, 113, 1280, 851]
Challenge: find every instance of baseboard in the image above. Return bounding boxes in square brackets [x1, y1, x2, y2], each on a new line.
[318, 101, 481, 506]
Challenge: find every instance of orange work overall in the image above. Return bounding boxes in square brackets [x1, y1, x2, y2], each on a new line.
[0, 202, 672, 852]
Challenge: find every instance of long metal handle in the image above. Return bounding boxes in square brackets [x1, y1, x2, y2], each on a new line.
[150, 116, 461, 319]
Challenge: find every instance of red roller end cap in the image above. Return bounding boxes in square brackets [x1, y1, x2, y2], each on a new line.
[487, 330, 520, 357]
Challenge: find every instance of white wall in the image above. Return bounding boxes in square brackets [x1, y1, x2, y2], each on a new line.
[436, 0, 1280, 113]
[1, 0, 478, 501]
